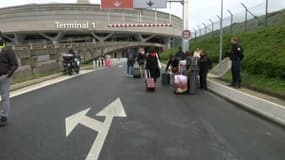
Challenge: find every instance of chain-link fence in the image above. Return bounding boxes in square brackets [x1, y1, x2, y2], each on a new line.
[192, 0, 285, 39]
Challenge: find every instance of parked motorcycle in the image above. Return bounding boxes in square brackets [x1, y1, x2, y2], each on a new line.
[62, 53, 80, 75]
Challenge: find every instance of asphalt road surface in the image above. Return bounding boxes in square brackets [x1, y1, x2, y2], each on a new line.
[1, 63, 285, 160]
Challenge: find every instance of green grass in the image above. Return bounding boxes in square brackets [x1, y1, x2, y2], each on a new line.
[222, 70, 285, 95]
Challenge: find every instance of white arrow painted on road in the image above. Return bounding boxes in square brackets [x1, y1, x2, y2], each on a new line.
[65, 98, 127, 160]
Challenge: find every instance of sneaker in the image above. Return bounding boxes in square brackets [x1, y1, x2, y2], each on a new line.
[0, 117, 8, 127]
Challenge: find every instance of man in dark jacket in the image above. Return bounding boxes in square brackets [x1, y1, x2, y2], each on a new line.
[175, 46, 186, 60]
[198, 50, 210, 90]
[0, 31, 18, 127]
[230, 37, 244, 88]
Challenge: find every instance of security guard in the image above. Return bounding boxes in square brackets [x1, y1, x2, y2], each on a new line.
[230, 37, 244, 88]
[0, 31, 18, 127]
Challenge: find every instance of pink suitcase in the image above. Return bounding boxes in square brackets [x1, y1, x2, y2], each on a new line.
[145, 70, 156, 91]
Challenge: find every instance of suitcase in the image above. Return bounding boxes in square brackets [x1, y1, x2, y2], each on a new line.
[161, 73, 170, 86]
[145, 70, 156, 91]
[173, 74, 188, 93]
[133, 63, 141, 78]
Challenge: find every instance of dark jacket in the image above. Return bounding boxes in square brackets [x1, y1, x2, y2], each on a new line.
[230, 43, 244, 61]
[198, 54, 209, 72]
[127, 49, 137, 64]
[0, 46, 19, 77]
[136, 52, 146, 65]
[145, 52, 160, 79]
[165, 58, 179, 72]
[175, 50, 186, 60]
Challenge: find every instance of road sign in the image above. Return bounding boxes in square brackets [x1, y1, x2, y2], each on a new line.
[134, 0, 167, 8]
[182, 30, 191, 39]
[101, 0, 133, 9]
[65, 98, 127, 160]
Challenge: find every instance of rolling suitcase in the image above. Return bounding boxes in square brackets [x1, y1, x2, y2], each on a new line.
[161, 72, 170, 86]
[145, 70, 156, 91]
[133, 63, 141, 78]
[173, 74, 188, 93]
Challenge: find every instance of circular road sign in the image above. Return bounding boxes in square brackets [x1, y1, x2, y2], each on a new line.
[182, 30, 191, 39]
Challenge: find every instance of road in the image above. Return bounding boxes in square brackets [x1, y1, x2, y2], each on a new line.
[1, 63, 285, 160]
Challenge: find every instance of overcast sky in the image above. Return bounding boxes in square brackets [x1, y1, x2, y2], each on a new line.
[0, 0, 284, 31]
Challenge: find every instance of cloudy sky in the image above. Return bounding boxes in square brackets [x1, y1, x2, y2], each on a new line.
[0, 0, 284, 30]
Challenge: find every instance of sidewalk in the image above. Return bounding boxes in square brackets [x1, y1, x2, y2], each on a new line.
[207, 74, 285, 127]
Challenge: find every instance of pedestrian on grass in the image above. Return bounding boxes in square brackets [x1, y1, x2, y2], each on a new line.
[0, 31, 19, 127]
[230, 37, 244, 88]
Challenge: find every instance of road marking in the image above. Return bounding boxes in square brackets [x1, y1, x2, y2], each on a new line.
[118, 65, 123, 68]
[65, 98, 127, 160]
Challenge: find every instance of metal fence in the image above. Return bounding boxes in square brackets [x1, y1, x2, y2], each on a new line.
[192, 0, 285, 39]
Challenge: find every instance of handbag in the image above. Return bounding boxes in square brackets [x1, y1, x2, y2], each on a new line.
[156, 53, 162, 69]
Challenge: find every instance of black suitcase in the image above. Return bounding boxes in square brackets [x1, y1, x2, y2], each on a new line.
[161, 73, 170, 86]
[133, 67, 141, 78]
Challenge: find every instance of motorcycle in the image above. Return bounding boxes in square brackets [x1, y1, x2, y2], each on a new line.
[62, 53, 80, 75]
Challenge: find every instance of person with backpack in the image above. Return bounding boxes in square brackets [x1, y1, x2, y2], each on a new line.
[126, 48, 136, 77]
[230, 37, 244, 88]
[198, 49, 210, 90]
[136, 48, 146, 77]
[0, 31, 19, 127]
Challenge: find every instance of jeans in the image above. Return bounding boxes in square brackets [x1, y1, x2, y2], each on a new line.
[127, 64, 134, 75]
[0, 77, 10, 117]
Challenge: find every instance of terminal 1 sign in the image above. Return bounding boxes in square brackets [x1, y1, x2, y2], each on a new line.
[101, 0, 167, 9]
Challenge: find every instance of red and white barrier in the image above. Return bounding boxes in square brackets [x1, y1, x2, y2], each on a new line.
[107, 23, 172, 28]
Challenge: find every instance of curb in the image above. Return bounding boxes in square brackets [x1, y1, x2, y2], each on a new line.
[207, 79, 285, 127]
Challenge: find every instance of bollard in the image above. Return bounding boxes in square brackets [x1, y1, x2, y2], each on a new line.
[93, 60, 96, 69]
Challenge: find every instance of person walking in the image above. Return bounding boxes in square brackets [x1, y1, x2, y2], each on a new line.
[198, 49, 210, 90]
[126, 48, 136, 77]
[230, 37, 244, 88]
[0, 31, 19, 127]
[136, 48, 146, 77]
[145, 48, 160, 83]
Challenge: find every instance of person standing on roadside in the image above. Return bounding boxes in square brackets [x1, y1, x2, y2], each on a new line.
[198, 49, 210, 90]
[136, 48, 146, 77]
[230, 37, 244, 88]
[0, 31, 19, 127]
[126, 48, 136, 77]
[175, 46, 186, 60]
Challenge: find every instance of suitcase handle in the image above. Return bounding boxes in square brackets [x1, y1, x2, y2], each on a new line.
[144, 70, 151, 79]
